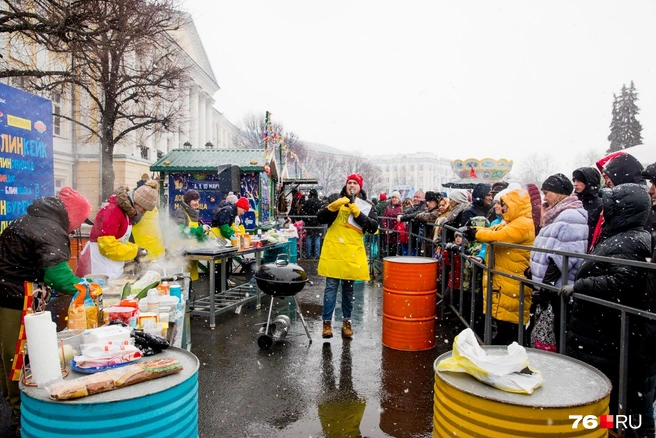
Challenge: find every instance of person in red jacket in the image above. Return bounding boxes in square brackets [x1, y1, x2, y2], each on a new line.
[76, 182, 159, 280]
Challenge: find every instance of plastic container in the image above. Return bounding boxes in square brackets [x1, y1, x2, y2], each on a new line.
[147, 289, 160, 313]
[82, 326, 131, 344]
[169, 285, 182, 300]
[157, 282, 170, 296]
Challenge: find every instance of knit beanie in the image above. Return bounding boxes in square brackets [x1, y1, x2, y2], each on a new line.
[449, 189, 469, 204]
[57, 187, 92, 233]
[133, 180, 159, 211]
[183, 189, 200, 204]
[346, 173, 364, 189]
[235, 197, 250, 211]
[379, 193, 387, 201]
[226, 193, 238, 204]
[541, 173, 573, 196]
[390, 190, 402, 199]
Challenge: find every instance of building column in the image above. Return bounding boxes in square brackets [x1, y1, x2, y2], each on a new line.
[206, 97, 213, 146]
[181, 86, 190, 147]
[198, 92, 206, 147]
[189, 85, 199, 148]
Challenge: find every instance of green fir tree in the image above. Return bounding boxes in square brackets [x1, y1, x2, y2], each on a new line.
[607, 81, 643, 153]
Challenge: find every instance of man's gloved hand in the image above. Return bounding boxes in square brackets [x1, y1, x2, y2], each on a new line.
[462, 226, 477, 242]
[327, 196, 350, 212]
[349, 203, 361, 218]
[202, 224, 211, 233]
[559, 284, 575, 299]
[135, 247, 148, 262]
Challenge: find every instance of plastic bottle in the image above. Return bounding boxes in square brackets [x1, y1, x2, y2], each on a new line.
[147, 288, 160, 314]
[257, 229, 262, 239]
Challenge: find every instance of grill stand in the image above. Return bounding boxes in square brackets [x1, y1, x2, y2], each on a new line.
[258, 296, 312, 350]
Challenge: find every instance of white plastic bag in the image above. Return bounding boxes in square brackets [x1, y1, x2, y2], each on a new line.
[437, 328, 543, 394]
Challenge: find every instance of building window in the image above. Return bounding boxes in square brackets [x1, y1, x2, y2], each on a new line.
[139, 145, 149, 159]
[53, 92, 61, 136]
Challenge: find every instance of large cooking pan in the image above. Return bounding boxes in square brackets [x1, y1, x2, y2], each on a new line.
[254, 254, 309, 297]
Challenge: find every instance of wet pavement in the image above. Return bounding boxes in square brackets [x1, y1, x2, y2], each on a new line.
[191, 259, 464, 438]
[0, 258, 464, 437]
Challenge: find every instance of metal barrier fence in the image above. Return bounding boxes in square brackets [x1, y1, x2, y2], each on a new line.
[373, 219, 656, 430]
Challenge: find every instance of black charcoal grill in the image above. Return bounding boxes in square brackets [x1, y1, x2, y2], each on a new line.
[254, 254, 312, 349]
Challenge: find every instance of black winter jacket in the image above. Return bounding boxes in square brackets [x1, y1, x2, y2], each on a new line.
[461, 183, 491, 227]
[573, 167, 603, 249]
[567, 184, 652, 411]
[0, 197, 73, 310]
[300, 193, 323, 237]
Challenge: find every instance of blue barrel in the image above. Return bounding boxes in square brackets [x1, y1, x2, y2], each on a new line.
[21, 348, 199, 437]
[288, 237, 298, 263]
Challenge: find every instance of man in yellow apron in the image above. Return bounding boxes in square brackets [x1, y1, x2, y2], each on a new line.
[317, 174, 378, 339]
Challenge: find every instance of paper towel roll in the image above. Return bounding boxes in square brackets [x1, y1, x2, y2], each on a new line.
[24, 312, 62, 387]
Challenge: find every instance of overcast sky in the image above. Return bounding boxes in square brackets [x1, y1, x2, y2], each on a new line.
[183, 0, 656, 173]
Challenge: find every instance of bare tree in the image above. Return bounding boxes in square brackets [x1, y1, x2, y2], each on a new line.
[304, 154, 344, 195]
[1, 0, 190, 200]
[516, 153, 560, 187]
[572, 148, 604, 169]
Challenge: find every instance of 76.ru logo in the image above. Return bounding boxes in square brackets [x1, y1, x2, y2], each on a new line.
[569, 415, 642, 429]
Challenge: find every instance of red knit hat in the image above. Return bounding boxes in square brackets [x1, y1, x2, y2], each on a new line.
[235, 197, 250, 211]
[57, 187, 91, 233]
[379, 192, 387, 201]
[346, 173, 363, 189]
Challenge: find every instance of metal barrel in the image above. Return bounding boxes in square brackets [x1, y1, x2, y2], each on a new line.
[433, 347, 611, 437]
[21, 348, 199, 438]
[382, 256, 438, 351]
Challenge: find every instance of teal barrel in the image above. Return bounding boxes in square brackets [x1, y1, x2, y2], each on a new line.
[21, 348, 199, 438]
[288, 237, 298, 263]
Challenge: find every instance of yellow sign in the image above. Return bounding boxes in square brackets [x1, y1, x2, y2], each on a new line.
[7, 115, 32, 131]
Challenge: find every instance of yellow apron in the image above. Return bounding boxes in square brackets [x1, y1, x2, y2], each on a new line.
[185, 212, 200, 281]
[132, 208, 165, 260]
[318, 205, 370, 281]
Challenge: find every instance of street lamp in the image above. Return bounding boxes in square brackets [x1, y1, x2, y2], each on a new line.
[183, 141, 192, 149]
[205, 141, 214, 149]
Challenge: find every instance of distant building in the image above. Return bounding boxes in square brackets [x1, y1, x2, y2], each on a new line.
[372, 152, 453, 193]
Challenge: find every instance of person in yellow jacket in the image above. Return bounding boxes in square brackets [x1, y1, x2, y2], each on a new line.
[462, 188, 535, 345]
[317, 174, 378, 339]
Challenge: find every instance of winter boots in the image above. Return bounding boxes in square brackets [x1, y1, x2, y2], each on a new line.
[322, 321, 333, 338]
[342, 320, 353, 339]
[323, 320, 354, 338]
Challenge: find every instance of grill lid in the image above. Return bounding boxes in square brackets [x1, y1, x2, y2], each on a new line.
[254, 254, 307, 284]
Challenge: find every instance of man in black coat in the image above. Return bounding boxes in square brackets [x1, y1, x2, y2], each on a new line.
[301, 189, 323, 258]
[460, 183, 492, 227]
[561, 184, 653, 432]
[572, 167, 603, 249]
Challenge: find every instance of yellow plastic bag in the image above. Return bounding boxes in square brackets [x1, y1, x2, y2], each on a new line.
[437, 328, 543, 394]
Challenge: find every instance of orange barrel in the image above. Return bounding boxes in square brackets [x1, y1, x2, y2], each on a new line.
[382, 256, 437, 351]
[433, 347, 611, 437]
